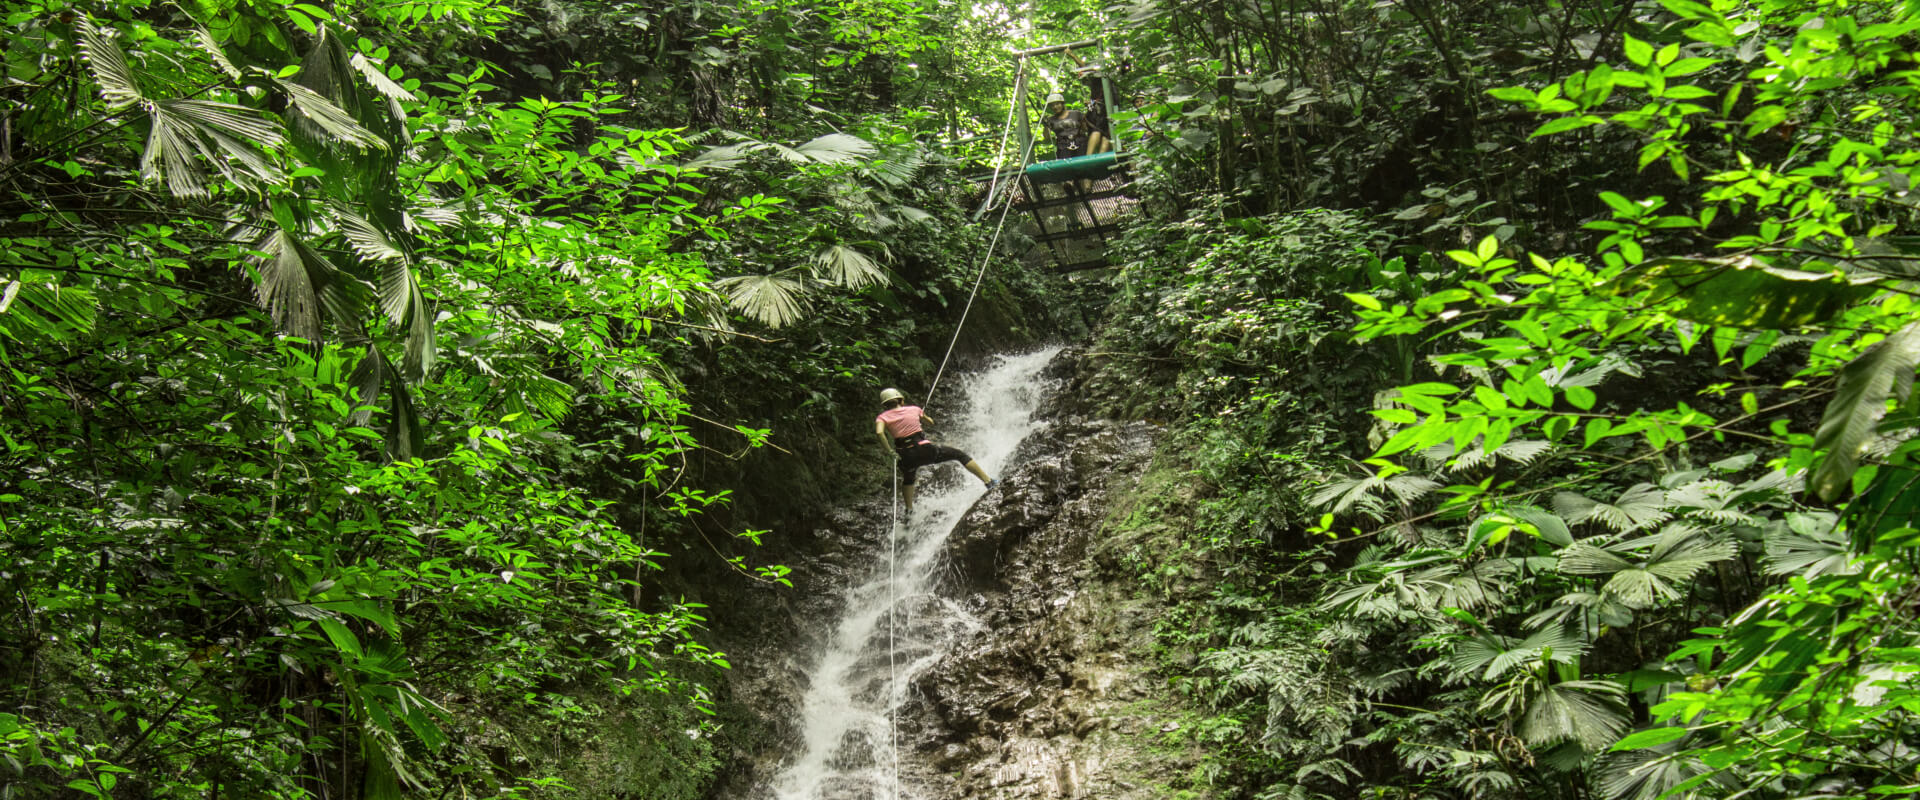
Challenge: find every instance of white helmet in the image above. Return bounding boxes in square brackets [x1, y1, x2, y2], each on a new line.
[1045, 92, 1065, 104]
[879, 387, 906, 406]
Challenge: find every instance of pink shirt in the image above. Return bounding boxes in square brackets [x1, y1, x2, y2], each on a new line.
[876, 405, 924, 439]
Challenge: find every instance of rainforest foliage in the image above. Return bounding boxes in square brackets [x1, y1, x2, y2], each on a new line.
[1080, 0, 1920, 797]
[5, 0, 1920, 797]
[0, 0, 1041, 797]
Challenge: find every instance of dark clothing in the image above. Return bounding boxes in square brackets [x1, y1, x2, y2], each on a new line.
[1044, 110, 1089, 159]
[895, 434, 971, 486]
[1085, 99, 1110, 137]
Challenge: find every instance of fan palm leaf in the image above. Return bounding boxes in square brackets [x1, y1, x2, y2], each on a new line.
[1762, 512, 1855, 577]
[0, 281, 97, 342]
[1448, 624, 1588, 682]
[1560, 525, 1736, 609]
[1518, 680, 1629, 752]
[716, 273, 807, 328]
[811, 245, 888, 289]
[1554, 483, 1670, 532]
[791, 132, 877, 164]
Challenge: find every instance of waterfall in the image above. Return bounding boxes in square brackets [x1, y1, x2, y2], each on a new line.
[766, 346, 1063, 800]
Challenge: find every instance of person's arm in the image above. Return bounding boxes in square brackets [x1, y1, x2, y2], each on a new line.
[876, 418, 894, 457]
[919, 412, 934, 428]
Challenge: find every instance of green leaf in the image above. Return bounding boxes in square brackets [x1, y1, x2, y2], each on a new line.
[789, 132, 878, 164]
[1621, 257, 1880, 329]
[1565, 385, 1597, 410]
[1521, 680, 1629, 752]
[278, 79, 387, 149]
[77, 18, 144, 108]
[1810, 323, 1920, 501]
[1610, 726, 1689, 751]
[318, 618, 363, 658]
[1624, 35, 1654, 66]
[1532, 115, 1604, 137]
[1511, 505, 1574, 547]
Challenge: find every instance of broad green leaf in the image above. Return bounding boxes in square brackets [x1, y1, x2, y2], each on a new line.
[1610, 726, 1688, 751]
[1621, 257, 1880, 329]
[1810, 324, 1920, 501]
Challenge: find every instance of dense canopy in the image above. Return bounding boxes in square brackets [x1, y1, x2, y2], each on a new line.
[4, 0, 1920, 798]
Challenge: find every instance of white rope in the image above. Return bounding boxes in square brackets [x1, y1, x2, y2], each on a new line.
[926, 181, 1023, 406]
[977, 59, 1028, 218]
[888, 464, 900, 800]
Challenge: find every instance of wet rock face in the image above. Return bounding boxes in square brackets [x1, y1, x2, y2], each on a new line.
[708, 499, 902, 796]
[904, 415, 1169, 800]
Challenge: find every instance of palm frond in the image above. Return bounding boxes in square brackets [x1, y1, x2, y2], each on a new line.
[78, 18, 144, 108]
[792, 132, 877, 164]
[337, 209, 407, 261]
[1664, 479, 1758, 525]
[251, 227, 365, 340]
[1451, 439, 1553, 472]
[811, 244, 888, 289]
[502, 365, 576, 422]
[194, 27, 243, 79]
[1594, 741, 1720, 800]
[868, 147, 927, 186]
[716, 273, 808, 328]
[143, 100, 285, 196]
[1762, 512, 1856, 578]
[1519, 680, 1629, 752]
[0, 281, 98, 342]
[683, 143, 757, 172]
[1554, 483, 1669, 532]
[1564, 526, 1735, 609]
[349, 52, 417, 102]
[1449, 625, 1587, 682]
[278, 79, 386, 149]
[373, 256, 433, 380]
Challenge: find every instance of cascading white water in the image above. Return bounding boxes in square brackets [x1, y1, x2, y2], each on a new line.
[766, 346, 1063, 800]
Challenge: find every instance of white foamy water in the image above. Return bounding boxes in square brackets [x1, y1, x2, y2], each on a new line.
[765, 347, 1062, 800]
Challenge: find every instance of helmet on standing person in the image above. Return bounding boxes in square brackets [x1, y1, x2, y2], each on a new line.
[1044, 92, 1065, 105]
[879, 388, 906, 407]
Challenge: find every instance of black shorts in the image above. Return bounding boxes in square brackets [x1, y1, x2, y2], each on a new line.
[897, 440, 970, 485]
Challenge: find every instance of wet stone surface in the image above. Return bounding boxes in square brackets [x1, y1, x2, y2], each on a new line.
[900, 414, 1172, 800]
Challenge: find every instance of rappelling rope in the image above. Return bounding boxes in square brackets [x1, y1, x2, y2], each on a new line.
[887, 464, 901, 800]
[926, 58, 1030, 407]
[885, 57, 1032, 800]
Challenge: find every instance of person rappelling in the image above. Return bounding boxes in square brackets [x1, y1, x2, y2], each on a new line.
[875, 387, 998, 513]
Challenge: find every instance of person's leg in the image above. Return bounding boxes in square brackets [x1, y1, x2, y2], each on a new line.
[931, 443, 994, 485]
[903, 483, 917, 512]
